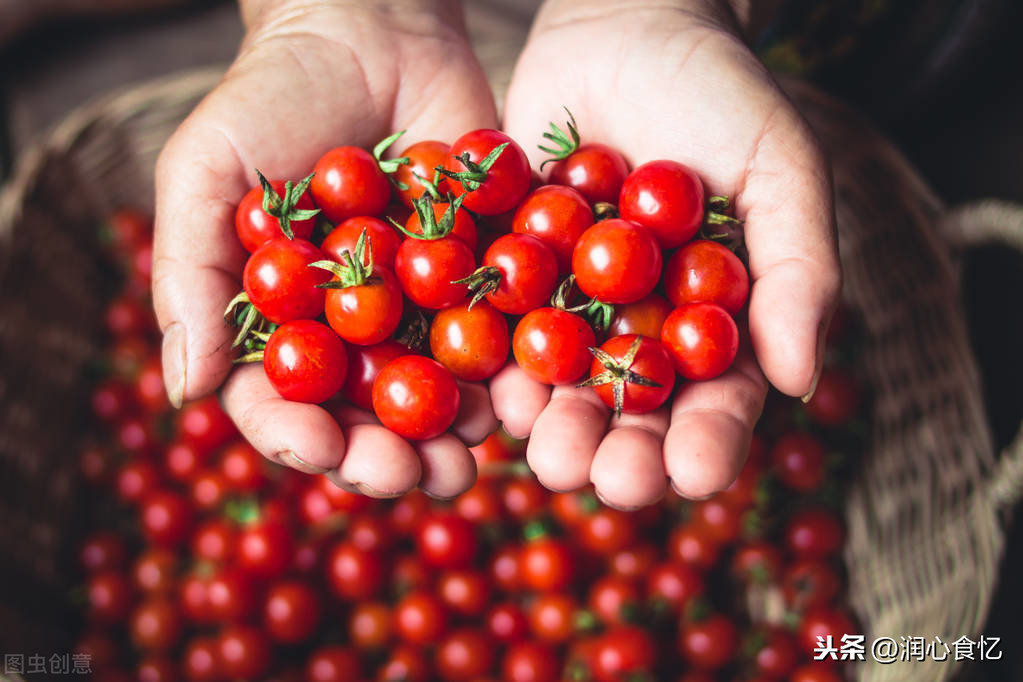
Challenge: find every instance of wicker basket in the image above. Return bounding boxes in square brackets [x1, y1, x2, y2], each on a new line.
[1, 68, 1021, 681]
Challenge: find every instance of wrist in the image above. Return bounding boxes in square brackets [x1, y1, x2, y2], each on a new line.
[240, 0, 466, 35]
[534, 0, 756, 39]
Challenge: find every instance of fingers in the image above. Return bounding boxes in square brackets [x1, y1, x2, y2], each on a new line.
[414, 434, 478, 500]
[525, 385, 607, 492]
[221, 364, 346, 473]
[490, 362, 552, 439]
[333, 423, 422, 498]
[451, 381, 498, 447]
[590, 408, 671, 509]
[663, 349, 767, 498]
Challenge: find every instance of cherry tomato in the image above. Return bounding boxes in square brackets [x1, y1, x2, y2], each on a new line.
[377, 645, 431, 682]
[415, 512, 477, 569]
[771, 432, 827, 491]
[521, 536, 576, 592]
[504, 640, 560, 682]
[444, 129, 531, 215]
[436, 628, 496, 680]
[661, 302, 739, 380]
[190, 470, 228, 511]
[589, 575, 641, 625]
[439, 569, 491, 616]
[501, 476, 549, 521]
[176, 396, 235, 455]
[390, 490, 431, 535]
[116, 415, 159, 456]
[619, 159, 704, 248]
[691, 496, 744, 543]
[219, 441, 267, 492]
[608, 294, 673, 339]
[394, 235, 476, 309]
[235, 178, 316, 252]
[585, 334, 675, 414]
[785, 507, 845, 559]
[668, 524, 720, 570]
[513, 308, 595, 385]
[609, 544, 659, 579]
[87, 571, 134, 623]
[350, 601, 392, 649]
[664, 239, 749, 314]
[470, 233, 559, 314]
[104, 207, 152, 255]
[796, 607, 857, 657]
[163, 440, 204, 483]
[130, 598, 182, 651]
[305, 645, 365, 682]
[731, 541, 784, 583]
[490, 543, 524, 592]
[140, 491, 192, 547]
[133, 549, 177, 594]
[782, 558, 843, 610]
[792, 663, 844, 682]
[592, 627, 657, 682]
[322, 216, 402, 270]
[804, 367, 861, 426]
[487, 602, 529, 643]
[679, 613, 737, 670]
[549, 143, 629, 205]
[115, 459, 160, 504]
[349, 514, 394, 553]
[191, 519, 236, 564]
[243, 237, 329, 323]
[80, 532, 127, 573]
[395, 139, 451, 207]
[217, 624, 270, 680]
[579, 507, 637, 556]
[311, 146, 390, 222]
[752, 627, 800, 678]
[646, 562, 705, 613]
[455, 476, 504, 523]
[205, 567, 255, 622]
[404, 197, 478, 251]
[572, 219, 662, 304]
[528, 592, 577, 642]
[395, 591, 450, 644]
[327, 541, 384, 600]
[430, 300, 510, 381]
[264, 580, 321, 643]
[237, 517, 294, 579]
[512, 185, 593, 271]
[182, 636, 220, 682]
[373, 355, 460, 439]
[263, 319, 348, 403]
[105, 295, 155, 338]
[320, 264, 404, 346]
[340, 339, 407, 410]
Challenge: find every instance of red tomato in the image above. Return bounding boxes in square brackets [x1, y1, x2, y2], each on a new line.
[237, 518, 294, 579]
[140, 491, 192, 547]
[429, 300, 510, 381]
[664, 240, 749, 314]
[92, 378, 135, 423]
[490, 543, 524, 592]
[804, 368, 861, 426]
[372, 355, 460, 439]
[579, 507, 637, 556]
[404, 196, 478, 251]
[589, 575, 641, 625]
[584, 334, 675, 415]
[133, 549, 177, 594]
[646, 562, 705, 613]
[619, 159, 704, 248]
[512, 185, 593, 271]
[349, 601, 392, 649]
[191, 519, 235, 564]
[782, 559, 843, 610]
[608, 293, 673, 339]
[487, 602, 529, 643]
[190, 470, 228, 511]
[321, 216, 402, 270]
[528, 592, 577, 642]
[395, 591, 450, 644]
[661, 302, 739, 380]
[264, 580, 321, 643]
[455, 476, 504, 523]
[80, 532, 127, 573]
[87, 570, 134, 623]
[501, 476, 549, 520]
[377, 645, 431, 682]
[395, 139, 451, 207]
[415, 512, 477, 569]
[592, 627, 657, 682]
[310, 146, 390, 222]
[521, 537, 576, 592]
[437, 628, 496, 680]
[306, 645, 364, 682]
[503, 641, 560, 682]
[319, 263, 404, 345]
[394, 235, 476, 309]
[796, 607, 857, 657]
[390, 490, 431, 535]
[752, 627, 800, 678]
[163, 440, 204, 483]
[217, 624, 270, 680]
[327, 541, 385, 599]
[242, 237, 329, 323]
[205, 567, 255, 622]
[785, 507, 845, 559]
[115, 459, 160, 504]
[104, 207, 151, 255]
[105, 295, 155, 338]
[438, 569, 491, 616]
[572, 219, 662, 304]
[219, 441, 266, 492]
[131, 598, 182, 651]
[691, 496, 744, 543]
[263, 320, 348, 403]
[731, 541, 784, 583]
[182, 636, 220, 682]
[668, 524, 720, 570]
[678, 613, 738, 670]
[349, 514, 394, 553]
[609, 544, 659, 579]
[512, 308, 595, 385]
[235, 178, 317, 252]
[176, 396, 235, 455]
[444, 129, 531, 215]
[341, 339, 407, 410]
[771, 432, 828, 491]
[468, 233, 559, 314]
[549, 143, 629, 205]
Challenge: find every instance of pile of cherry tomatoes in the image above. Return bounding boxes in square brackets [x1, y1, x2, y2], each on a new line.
[73, 112, 865, 681]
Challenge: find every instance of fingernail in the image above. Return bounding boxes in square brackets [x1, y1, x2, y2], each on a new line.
[354, 482, 403, 499]
[670, 481, 713, 501]
[161, 322, 186, 409]
[278, 450, 329, 474]
[423, 489, 457, 502]
[325, 470, 359, 493]
[800, 320, 827, 404]
[593, 488, 641, 512]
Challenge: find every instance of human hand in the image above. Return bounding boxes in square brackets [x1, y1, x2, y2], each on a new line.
[493, 0, 841, 508]
[153, 0, 499, 499]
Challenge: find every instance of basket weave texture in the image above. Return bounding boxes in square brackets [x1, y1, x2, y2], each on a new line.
[1, 68, 1022, 682]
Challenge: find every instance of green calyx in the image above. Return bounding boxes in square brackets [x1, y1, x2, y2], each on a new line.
[309, 228, 377, 289]
[391, 193, 466, 240]
[224, 497, 262, 526]
[412, 169, 444, 202]
[577, 336, 662, 417]
[452, 265, 502, 309]
[550, 275, 615, 332]
[372, 129, 411, 190]
[223, 290, 276, 362]
[538, 106, 580, 170]
[436, 142, 509, 192]
[255, 169, 321, 240]
[522, 519, 553, 542]
[394, 309, 429, 353]
[593, 201, 619, 221]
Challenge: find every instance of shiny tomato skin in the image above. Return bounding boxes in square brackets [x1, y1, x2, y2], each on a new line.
[678, 614, 738, 670]
[445, 129, 531, 215]
[341, 339, 407, 410]
[490, 543, 524, 592]
[619, 159, 705, 248]
[321, 216, 402, 270]
[479, 233, 559, 314]
[176, 396, 236, 455]
[664, 239, 749, 314]
[191, 519, 235, 564]
[438, 569, 491, 616]
[372, 355, 460, 439]
[377, 645, 431, 682]
[691, 496, 744, 543]
[87, 570, 134, 623]
[323, 266, 404, 345]
[528, 592, 577, 642]
[592, 627, 657, 682]
[797, 607, 857, 657]
[608, 293, 673, 338]
[306, 645, 365, 682]
[235, 179, 316, 252]
[219, 441, 266, 492]
[205, 567, 255, 622]
[804, 367, 861, 426]
[327, 541, 385, 600]
[349, 601, 392, 649]
[753, 627, 801, 678]
[503, 640, 560, 682]
[487, 602, 529, 643]
[182, 636, 220, 682]
[572, 219, 662, 304]
[785, 508, 845, 559]
[589, 334, 675, 414]
[521, 538, 576, 592]
[395, 139, 451, 208]
[311, 146, 391, 223]
[133, 549, 177, 594]
[263, 320, 348, 403]
[668, 524, 721, 570]
[661, 303, 739, 380]
[217, 624, 271, 680]
[243, 237, 329, 323]
[237, 518, 293, 579]
[782, 558, 842, 610]
[264, 580, 321, 643]
[394, 236, 476, 310]
[549, 143, 629, 205]
[512, 308, 595, 385]
[80, 532, 127, 573]
[731, 541, 784, 583]
[140, 490, 193, 547]
[436, 628, 495, 680]
[130, 598, 182, 651]
[454, 476, 503, 524]
[415, 512, 477, 569]
[394, 591, 450, 644]
[771, 432, 828, 492]
[792, 663, 845, 682]
[589, 575, 641, 626]
[512, 185, 593, 271]
[429, 300, 509, 381]
[404, 200, 478, 251]
[646, 561, 705, 613]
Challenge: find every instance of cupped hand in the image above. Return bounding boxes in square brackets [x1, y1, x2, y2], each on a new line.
[494, 0, 841, 508]
[153, 0, 498, 498]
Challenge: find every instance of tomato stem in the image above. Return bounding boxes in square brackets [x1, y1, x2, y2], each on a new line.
[436, 143, 509, 192]
[391, 193, 466, 240]
[310, 228, 377, 288]
[577, 336, 662, 416]
[538, 106, 580, 170]
[372, 130, 411, 189]
[452, 265, 502, 310]
[254, 169, 320, 240]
